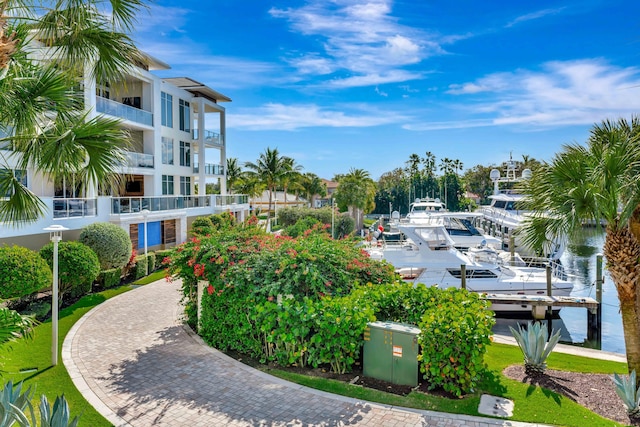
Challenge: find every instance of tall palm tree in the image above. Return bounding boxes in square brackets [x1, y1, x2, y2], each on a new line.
[521, 116, 640, 379]
[226, 157, 243, 193]
[334, 168, 376, 231]
[279, 157, 303, 205]
[244, 147, 291, 218]
[301, 173, 327, 208]
[0, 0, 145, 223]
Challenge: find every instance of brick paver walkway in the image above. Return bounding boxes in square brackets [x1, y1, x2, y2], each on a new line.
[63, 279, 551, 427]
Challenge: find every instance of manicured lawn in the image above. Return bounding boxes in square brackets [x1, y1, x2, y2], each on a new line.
[132, 269, 166, 285]
[267, 342, 629, 427]
[0, 286, 133, 427]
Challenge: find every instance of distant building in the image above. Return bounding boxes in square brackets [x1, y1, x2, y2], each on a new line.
[0, 40, 249, 250]
[315, 179, 339, 208]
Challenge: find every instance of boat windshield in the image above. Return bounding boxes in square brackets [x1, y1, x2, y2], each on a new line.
[446, 218, 482, 236]
[415, 227, 450, 250]
[491, 200, 517, 210]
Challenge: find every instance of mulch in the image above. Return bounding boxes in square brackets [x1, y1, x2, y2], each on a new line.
[503, 365, 638, 426]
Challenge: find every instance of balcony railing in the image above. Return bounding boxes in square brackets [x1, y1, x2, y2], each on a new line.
[213, 194, 248, 206]
[96, 96, 153, 126]
[53, 198, 97, 218]
[111, 194, 248, 214]
[125, 151, 154, 169]
[193, 163, 224, 175]
[112, 195, 210, 214]
[192, 129, 222, 145]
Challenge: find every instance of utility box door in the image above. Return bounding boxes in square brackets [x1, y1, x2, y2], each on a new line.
[363, 321, 421, 387]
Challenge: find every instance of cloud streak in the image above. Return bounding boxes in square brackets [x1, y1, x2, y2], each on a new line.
[229, 103, 410, 130]
[407, 60, 640, 131]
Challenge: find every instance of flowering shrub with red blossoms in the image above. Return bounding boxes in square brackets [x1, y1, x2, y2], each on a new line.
[165, 214, 493, 387]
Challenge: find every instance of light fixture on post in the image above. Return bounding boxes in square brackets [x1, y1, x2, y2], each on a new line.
[331, 198, 335, 239]
[141, 209, 150, 257]
[43, 224, 68, 366]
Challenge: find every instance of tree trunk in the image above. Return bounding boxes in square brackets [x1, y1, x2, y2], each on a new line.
[603, 226, 640, 379]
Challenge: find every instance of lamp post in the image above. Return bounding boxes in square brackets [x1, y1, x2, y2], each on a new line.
[141, 209, 150, 257]
[43, 224, 68, 366]
[331, 198, 335, 239]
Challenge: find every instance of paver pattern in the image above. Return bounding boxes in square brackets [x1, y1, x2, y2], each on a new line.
[63, 279, 551, 427]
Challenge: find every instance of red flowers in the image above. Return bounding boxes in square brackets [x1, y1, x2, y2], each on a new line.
[194, 263, 205, 277]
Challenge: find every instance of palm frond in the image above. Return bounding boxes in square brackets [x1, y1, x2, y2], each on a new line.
[0, 170, 47, 224]
[0, 308, 37, 345]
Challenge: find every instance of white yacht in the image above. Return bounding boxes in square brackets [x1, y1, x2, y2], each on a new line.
[367, 222, 573, 313]
[478, 160, 566, 261]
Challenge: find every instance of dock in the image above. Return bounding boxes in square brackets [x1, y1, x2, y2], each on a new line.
[480, 293, 601, 342]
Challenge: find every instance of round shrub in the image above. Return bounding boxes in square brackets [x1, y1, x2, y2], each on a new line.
[40, 241, 101, 300]
[79, 222, 132, 269]
[0, 245, 52, 299]
[191, 216, 214, 236]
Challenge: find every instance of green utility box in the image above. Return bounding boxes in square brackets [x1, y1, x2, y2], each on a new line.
[363, 321, 421, 387]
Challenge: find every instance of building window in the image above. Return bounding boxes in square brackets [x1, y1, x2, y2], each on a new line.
[161, 137, 174, 165]
[180, 176, 191, 195]
[179, 99, 191, 132]
[162, 175, 174, 195]
[179, 141, 191, 167]
[161, 92, 173, 127]
[1, 169, 27, 197]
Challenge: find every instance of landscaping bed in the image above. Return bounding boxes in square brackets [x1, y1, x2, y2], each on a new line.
[504, 365, 636, 426]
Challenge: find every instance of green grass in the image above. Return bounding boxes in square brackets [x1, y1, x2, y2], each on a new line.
[267, 342, 629, 427]
[0, 285, 133, 427]
[132, 269, 166, 285]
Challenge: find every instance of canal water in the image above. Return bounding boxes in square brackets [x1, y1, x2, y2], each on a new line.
[494, 228, 626, 355]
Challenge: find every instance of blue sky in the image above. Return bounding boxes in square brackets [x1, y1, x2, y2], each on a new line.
[132, 0, 640, 180]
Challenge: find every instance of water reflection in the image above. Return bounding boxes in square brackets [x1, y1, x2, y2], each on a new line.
[494, 228, 626, 355]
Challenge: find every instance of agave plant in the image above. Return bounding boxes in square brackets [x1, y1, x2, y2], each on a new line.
[39, 394, 79, 427]
[612, 370, 640, 417]
[509, 321, 561, 377]
[0, 380, 36, 427]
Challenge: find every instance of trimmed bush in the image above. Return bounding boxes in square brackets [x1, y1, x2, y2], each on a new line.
[418, 288, 494, 397]
[133, 255, 148, 279]
[97, 268, 122, 289]
[147, 252, 156, 272]
[209, 212, 236, 230]
[79, 222, 132, 270]
[0, 245, 52, 299]
[155, 249, 172, 268]
[191, 216, 215, 236]
[40, 241, 100, 300]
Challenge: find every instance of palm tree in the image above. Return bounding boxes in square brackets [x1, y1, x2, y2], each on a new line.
[226, 157, 243, 193]
[521, 116, 640, 379]
[301, 173, 327, 208]
[244, 148, 291, 219]
[0, 0, 145, 223]
[334, 168, 376, 231]
[279, 157, 303, 205]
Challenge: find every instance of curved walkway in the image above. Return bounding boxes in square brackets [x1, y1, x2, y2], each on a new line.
[63, 279, 552, 427]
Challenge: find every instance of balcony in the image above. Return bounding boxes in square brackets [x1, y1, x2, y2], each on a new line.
[192, 129, 222, 146]
[96, 96, 153, 126]
[193, 163, 224, 175]
[53, 198, 97, 218]
[111, 194, 248, 214]
[213, 194, 248, 206]
[125, 151, 154, 169]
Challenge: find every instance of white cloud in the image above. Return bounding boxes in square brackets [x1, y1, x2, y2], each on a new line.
[328, 70, 424, 88]
[271, 0, 443, 87]
[375, 86, 388, 97]
[505, 8, 565, 28]
[407, 59, 640, 131]
[229, 103, 410, 130]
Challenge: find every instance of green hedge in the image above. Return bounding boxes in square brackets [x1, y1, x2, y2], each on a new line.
[79, 222, 132, 270]
[98, 268, 122, 289]
[40, 241, 100, 300]
[0, 245, 51, 299]
[146, 252, 156, 272]
[133, 255, 148, 279]
[154, 249, 173, 269]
